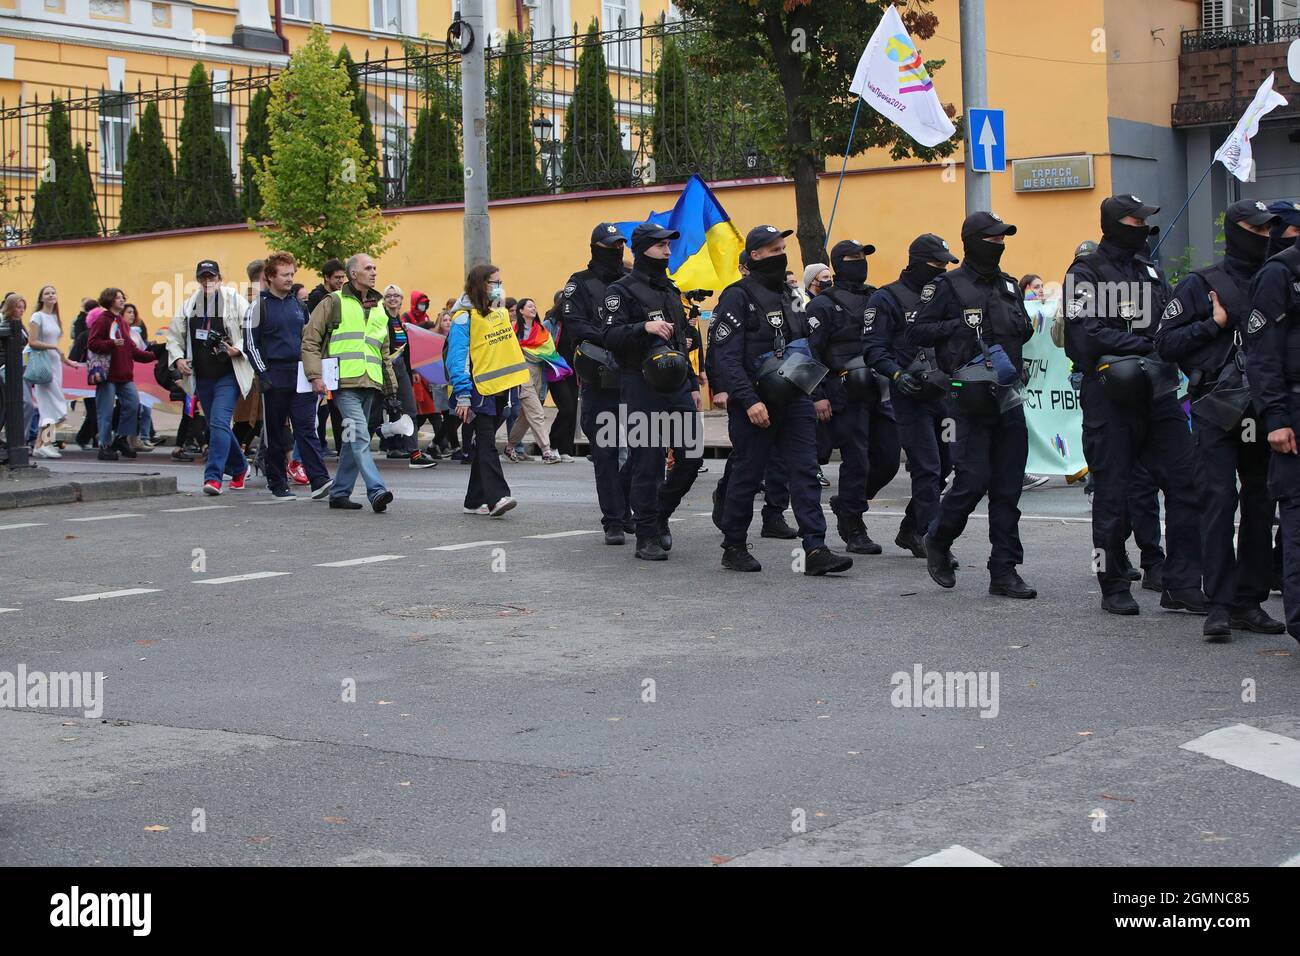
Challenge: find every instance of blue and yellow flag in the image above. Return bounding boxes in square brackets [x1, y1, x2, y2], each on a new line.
[617, 175, 743, 292]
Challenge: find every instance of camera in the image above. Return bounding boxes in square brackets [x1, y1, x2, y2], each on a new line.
[684, 289, 713, 303]
[205, 329, 232, 356]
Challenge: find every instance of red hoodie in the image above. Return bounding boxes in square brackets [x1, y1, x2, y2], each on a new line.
[87, 307, 155, 383]
[403, 290, 433, 329]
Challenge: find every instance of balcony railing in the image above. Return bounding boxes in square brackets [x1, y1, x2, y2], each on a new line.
[1181, 16, 1300, 53]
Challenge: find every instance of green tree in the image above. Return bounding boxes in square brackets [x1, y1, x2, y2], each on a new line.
[650, 35, 697, 184]
[241, 88, 272, 219]
[561, 19, 632, 191]
[406, 101, 463, 205]
[30, 99, 99, 242]
[335, 46, 385, 203]
[675, 0, 959, 263]
[255, 25, 392, 265]
[118, 102, 176, 234]
[175, 63, 239, 227]
[488, 31, 543, 199]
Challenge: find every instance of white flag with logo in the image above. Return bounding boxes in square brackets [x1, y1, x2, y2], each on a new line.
[849, 4, 956, 148]
[1215, 72, 1287, 182]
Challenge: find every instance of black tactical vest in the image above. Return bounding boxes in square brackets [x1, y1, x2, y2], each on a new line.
[1073, 251, 1171, 337]
[1267, 245, 1300, 383]
[735, 276, 805, 363]
[1177, 261, 1247, 378]
[819, 286, 871, 372]
[937, 269, 1023, 372]
[615, 270, 689, 353]
[882, 280, 923, 362]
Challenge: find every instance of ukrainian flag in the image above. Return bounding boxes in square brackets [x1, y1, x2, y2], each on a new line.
[617, 175, 744, 292]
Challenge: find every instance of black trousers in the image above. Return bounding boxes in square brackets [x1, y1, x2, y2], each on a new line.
[580, 381, 632, 530]
[465, 411, 509, 508]
[1194, 410, 1271, 612]
[262, 377, 330, 493]
[628, 442, 703, 538]
[548, 375, 579, 456]
[717, 448, 789, 521]
[895, 393, 955, 539]
[76, 396, 98, 445]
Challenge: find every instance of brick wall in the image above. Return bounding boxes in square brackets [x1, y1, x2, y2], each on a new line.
[1174, 41, 1300, 124]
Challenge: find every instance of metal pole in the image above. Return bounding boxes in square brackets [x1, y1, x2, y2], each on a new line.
[460, 0, 491, 272]
[959, 0, 990, 214]
[824, 98, 863, 251]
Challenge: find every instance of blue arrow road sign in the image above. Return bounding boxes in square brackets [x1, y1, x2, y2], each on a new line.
[968, 109, 1006, 173]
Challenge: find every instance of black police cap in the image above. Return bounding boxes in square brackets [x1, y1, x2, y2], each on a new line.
[830, 239, 876, 260]
[1269, 200, 1300, 228]
[591, 223, 626, 248]
[908, 233, 959, 264]
[745, 224, 793, 255]
[960, 211, 1017, 242]
[1102, 193, 1160, 223]
[1226, 198, 1277, 228]
[631, 222, 679, 254]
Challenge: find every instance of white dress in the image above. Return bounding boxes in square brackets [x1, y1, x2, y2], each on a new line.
[27, 311, 67, 426]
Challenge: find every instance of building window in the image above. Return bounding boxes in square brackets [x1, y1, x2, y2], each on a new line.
[98, 93, 131, 175]
[603, 0, 636, 69]
[152, 2, 172, 28]
[372, 0, 401, 33]
[283, 0, 315, 20]
[213, 101, 235, 176]
[531, 0, 569, 40]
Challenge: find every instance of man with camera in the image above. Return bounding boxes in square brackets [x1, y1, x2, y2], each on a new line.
[166, 260, 256, 496]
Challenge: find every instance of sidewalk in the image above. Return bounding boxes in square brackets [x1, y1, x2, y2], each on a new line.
[0, 463, 177, 511]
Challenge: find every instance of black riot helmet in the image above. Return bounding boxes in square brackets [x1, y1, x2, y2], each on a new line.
[1096, 354, 1153, 408]
[756, 351, 829, 406]
[949, 364, 1002, 418]
[573, 339, 619, 388]
[641, 345, 690, 392]
[839, 355, 877, 402]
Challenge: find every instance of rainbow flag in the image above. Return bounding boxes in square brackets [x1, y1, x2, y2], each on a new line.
[518, 320, 572, 383]
[616, 174, 743, 293]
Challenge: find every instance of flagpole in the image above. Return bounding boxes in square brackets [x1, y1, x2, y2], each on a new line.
[1151, 158, 1215, 257]
[824, 98, 864, 252]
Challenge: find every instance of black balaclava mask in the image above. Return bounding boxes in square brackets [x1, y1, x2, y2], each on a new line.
[631, 233, 670, 283]
[1101, 206, 1153, 255]
[1266, 223, 1292, 259]
[833, 255, 869, 287]
[963, 237, 1006, 276]
[902, 260, 946, 289]
[1225, 220, 1270, 267]
[749, 251, 788, 290]
[591, 244, 625, 276]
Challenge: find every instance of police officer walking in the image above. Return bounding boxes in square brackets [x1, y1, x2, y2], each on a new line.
[1156, 199, 1286, 640]
[908, 212, 1036, 599]
[602, 223, 704, 561]
[711, 225, 853, 576]
[864, 234, 960, 558]
[807, 239, 901, 554]
[1066, 194, 1204, 616]
[1246, 202, 1300, 646]
[563, 223, 634, 545]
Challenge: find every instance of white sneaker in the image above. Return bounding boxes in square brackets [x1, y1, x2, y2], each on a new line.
[489, 496, 517, 517]
[541, 451, 561, 464]
[559, 453, 574, 463]
[463, 504, 490, 515]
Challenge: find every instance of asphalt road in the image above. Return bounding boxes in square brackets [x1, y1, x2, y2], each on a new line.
[2, 448, 1298, 866]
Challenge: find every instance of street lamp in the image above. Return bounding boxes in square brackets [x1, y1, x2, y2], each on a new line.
[531, 116, 556, 191]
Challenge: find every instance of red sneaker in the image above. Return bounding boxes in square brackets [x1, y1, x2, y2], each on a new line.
[287, 461, 309, 485]
[228, 471, 247, 491]
[202, 480, 223, 496]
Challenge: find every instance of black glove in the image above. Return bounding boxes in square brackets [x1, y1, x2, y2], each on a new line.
[384, 396, 404, 419]
[894, 370, 923, 398]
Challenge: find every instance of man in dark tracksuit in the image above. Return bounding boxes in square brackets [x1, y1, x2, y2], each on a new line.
[710, 224, 853, 576]
[1157, 199, 1285, 640]
[865, 233, 960, 559]
[807, 239, 901, 554]
[243, 253, 333, 500]
[1247, 211, 1300, 646]
[908, 211, 1036, 599]
[1066, 194, 1204, 616]
[564, 223, 634, 544]
[602, 223, 704, 561]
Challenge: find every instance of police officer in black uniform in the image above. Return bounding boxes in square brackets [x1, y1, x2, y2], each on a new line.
[1156, 199, 1285, 640]
[908, 211, 1036, 599]
[865, 233, 960, 558]
[1247, 204, 1300, 646]
[807, 239, 901, 554]
[711, 224, 853, 575]
[1066, 194, 1204, 616]
[564, 223, 634, 545]
[602, 223, 704, 561]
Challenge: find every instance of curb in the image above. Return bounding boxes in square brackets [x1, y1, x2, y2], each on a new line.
[0, 474, 177, 511]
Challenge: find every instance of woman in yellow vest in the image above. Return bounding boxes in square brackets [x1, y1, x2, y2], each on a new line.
[447, 263, 531, 517]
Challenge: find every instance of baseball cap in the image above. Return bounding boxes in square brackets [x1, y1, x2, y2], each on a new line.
[744, 224, 793, 255]
[1268, 200, 1300, 228]
[591, 223, 626, 248]
[829, 239, 876, 260]
[960, 211, 1018, 242]
[630, 222, 679, 255]
[908, 233, 959, 264]
[1102, 194, 1160, 223]
[195, 259, 220, 278]
[1226, 198, 1279, 228]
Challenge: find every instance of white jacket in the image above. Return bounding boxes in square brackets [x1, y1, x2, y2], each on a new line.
[165, 285, 255, 398]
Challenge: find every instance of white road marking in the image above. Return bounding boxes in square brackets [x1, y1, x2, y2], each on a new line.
[1180, 724, 1300, 789]
[315, 555, 405, 567]
[161, 505, 232, 513]
[57, 588, 161, 602]
[0, 522, 43, 531]
[905, 845, 1001, 867]
[1281, 852, 1300, 867]
[0, 608, 18, 613]
[193, 571, 293, 585]
[427, 540, 509, 551]
[525, 530, 601, 539]
[66, 513, 143, 522]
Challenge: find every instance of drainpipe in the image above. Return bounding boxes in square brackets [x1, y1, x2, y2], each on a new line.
[274, 0, 289, 53]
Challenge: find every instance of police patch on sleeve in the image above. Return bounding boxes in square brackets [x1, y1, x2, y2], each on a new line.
[1066, 297, 1086, 321]
[863, 307, 876, 331]
[563, 281, 577, 298]
[806, 315, 820, 331]
[1247, 310, 1267, 335]
[714, 321, 732, 341]
[604, 294, 620, 312]
[1162, 298, 1182, 321]
[920, 284, 936, 303]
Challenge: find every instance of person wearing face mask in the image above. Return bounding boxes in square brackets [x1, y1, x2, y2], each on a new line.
[1245, 201, 1300, 647]
[1155, 200, 1284, 640]
[601, 223, 703, 561]
[865, 233, 960, 559]
[907, 212, 1036, 600]
[564, 223, 635, 544]
[710, 224, 854, 576]
[1064, 194, 1206, 616]
[808, 239, 901, 554]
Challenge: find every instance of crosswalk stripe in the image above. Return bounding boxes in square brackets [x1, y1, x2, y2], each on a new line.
[1281, 852, 1300, 867]
[0, 522, 43, 531]
[904, 845, 1001, 867]
[525, 530, 601, 539]
[193, 571, 293, 585]
[66, 513, 142, 522]
[0, 608, 18, 613]
[57, 588, 161, 602]
[1180, 724, 1300, 789]
[427, 540, 509, 551]
[160, 505, 232, 513]
[315, 555, 405, 567]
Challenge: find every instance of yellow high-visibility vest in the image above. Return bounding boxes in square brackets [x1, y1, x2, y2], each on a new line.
[462, 306, 529, 395]
[327, 290, 388, 385]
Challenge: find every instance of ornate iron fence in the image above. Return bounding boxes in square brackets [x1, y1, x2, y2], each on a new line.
[1180, 15, 1300, 53]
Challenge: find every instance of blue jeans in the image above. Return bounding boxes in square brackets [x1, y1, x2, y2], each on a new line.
[194, 373, 247, 483]
[137, 402, 154, 438]
[95, 380, 138, 449]
[332, 388, 386, 502]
